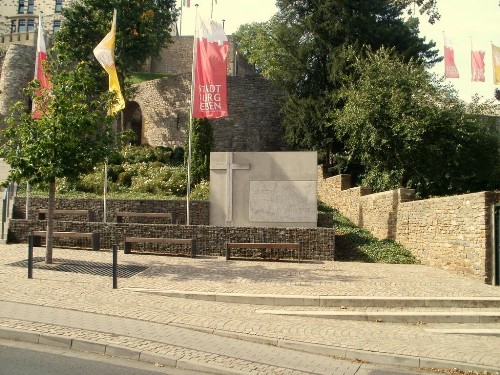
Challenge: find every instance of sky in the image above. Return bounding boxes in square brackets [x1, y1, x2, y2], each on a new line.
[176, 0, 500, 102]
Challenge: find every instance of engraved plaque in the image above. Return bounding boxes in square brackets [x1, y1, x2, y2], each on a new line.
[249, 181, 317, 223]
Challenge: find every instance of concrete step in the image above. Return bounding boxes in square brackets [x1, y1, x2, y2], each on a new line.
[424, 328, 500, 336]
[124, 288, 500, 308]
[255, 309, 500, 323]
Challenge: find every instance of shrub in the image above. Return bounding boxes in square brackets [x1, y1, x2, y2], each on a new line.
[190, 180, 210, 200]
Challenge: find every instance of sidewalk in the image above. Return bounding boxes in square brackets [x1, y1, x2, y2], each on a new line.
[1, 243, 499, 374]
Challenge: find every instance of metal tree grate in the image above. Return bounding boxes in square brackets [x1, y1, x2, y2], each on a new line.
[8, 257, 147, 278]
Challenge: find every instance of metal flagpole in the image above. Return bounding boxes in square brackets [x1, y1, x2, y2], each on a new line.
[103, 159, 108, 223]
[25, 182, 29, 220]
[211, 0, 214, 19]
[180, 0, 183, 36]
[187, 4, 199, 225]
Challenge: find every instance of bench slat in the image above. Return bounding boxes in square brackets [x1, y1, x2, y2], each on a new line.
[37, 209, 94, 222]
[31, 231, 100, 251]
[125, 237, 192, 245]
[124, 237, 196, 258]
[227, 243, 299, 249]
[115, 212, 174, 224]
[226, 242, 300, 262]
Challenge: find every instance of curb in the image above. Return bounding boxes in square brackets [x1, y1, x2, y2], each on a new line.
[0, 326, 243, 375]
[123, 288, 500, 308]
[255, 309, 500, 323]
[0, 325, 499, 374]
[168, 322, 500, 374]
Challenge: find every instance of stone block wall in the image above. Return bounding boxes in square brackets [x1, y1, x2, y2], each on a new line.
[131, 73, 287, 152]
[317, 167, 372, 226]
[317, 165, 500, 283]
[0, 44, 34, 128]
[143, 35, 240, 77]
[13, 197, 209, 225]
[397, 192, 499, 282]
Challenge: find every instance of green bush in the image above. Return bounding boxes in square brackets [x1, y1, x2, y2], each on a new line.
[320, 202, 419, 264]
[190, 180, 210, 200]
[171, 146, 184, 164]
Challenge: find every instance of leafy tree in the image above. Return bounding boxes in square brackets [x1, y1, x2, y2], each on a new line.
[54, 0, 178, 95]
[187, 118, 213, 186]
[331, 47, 500, 197]
[0, 62, 116, 263]
[235, 0, 440, 161]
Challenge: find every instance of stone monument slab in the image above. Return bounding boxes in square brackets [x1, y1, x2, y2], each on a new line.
[210, 152, 317, 227]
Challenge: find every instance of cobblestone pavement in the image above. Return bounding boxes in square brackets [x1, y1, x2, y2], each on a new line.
[1, 244, 500, 374]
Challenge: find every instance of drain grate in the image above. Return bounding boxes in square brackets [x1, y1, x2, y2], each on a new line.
[8, 257, 147, 278]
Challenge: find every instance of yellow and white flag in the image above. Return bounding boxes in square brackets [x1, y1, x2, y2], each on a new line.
[93, 9, 125, 114]
[492, 44, 500, 85]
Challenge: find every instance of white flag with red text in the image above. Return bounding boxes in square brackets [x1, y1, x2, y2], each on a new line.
[444, 35, 460, 78]
[471, 41, 485, 82]
[192, 15, 229, 119]
[32, 12, 50, 118]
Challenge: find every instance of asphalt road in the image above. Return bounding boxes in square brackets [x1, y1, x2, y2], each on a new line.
[0, 339, 210, 375]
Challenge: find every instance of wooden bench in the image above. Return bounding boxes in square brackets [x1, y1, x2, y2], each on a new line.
[38, 209, 95, 222]
[115, 212, 175, 224]
[32, 231, 100, 251]
[124, 237, 196, 258]
[226, 242, 301, 262]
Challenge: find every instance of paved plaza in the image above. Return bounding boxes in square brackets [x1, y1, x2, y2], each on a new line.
[0, 243, 500, 374]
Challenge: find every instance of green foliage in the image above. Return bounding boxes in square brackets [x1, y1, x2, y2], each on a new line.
[171, 146, 185, 164]
[188, 118, 214, 186]
[190, 180, 210, 200]
[319, 203, 419, 264]
[53, 0, 178, 98]
[236, 0, 440, 157]
[331, 47, 500, 197]
[18, 145, 188, 198]
[128, 72, 171, 84]
[0, 61, 115, 185]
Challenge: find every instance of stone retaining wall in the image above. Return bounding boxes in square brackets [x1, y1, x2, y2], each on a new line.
[13, 197, 209, 225]
[10, 196, 334, 260]
[317, 165, 500, 283]
[8, 220, 334, 260]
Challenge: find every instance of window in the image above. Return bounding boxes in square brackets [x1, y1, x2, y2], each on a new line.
[53, 20, 61, 33]
[55, 0, 62, 13]
[18, 20, 27, 32]
[18, 0, 25, 14]
[28, 19, 35, 31]
[11, 20, 17, 33]
[27, 0, 34, 13]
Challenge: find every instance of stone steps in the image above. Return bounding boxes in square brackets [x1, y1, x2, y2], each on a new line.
[255, 309, 500, 324]
[124, 288, 500, 308]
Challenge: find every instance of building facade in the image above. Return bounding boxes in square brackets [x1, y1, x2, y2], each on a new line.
[0, 0, 71, 46]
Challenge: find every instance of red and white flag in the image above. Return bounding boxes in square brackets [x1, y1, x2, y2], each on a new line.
[32, 12, 50, 118]
[192, 15, 229, 119]
[471, 41, 485, 82]
[444, 35, 460, 79]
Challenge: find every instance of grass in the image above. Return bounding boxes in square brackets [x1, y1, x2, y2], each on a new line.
[127, 72, 171, 84]
[318, 200, 419, 264]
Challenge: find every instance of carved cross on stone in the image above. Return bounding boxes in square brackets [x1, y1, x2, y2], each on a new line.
[210, 152, 251, 226]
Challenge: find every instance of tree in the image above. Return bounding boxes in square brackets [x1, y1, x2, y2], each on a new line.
[188, 118, 214, 186]
[0, 62, 116, 263]
[54, 0, 178, 93]
[331, 47, 500, 197]
[236, 0, 440, 161]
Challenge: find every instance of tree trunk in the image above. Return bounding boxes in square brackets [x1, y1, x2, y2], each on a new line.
[45, 178, 55, 264]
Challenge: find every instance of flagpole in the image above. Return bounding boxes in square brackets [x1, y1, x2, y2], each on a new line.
[187, 4, 199, 225]
[211, 0, 214, 19]
[180, 0, 183, 36]
[470, 36, 473, 100]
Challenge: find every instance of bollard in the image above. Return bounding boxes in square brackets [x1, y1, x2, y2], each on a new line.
[28, 235, 33, 279]
[112, 244, 118, 289]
